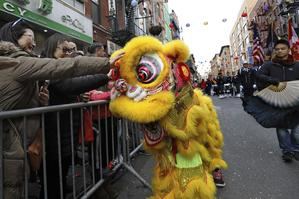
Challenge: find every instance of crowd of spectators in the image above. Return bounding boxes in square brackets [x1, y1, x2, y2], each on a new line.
[0, 19, 123, 198]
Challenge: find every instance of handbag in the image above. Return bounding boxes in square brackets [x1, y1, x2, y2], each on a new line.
[79, 110, 94, 143]
[27, 128, 43, 171]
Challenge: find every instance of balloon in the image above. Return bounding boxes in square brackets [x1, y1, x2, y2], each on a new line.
[186, 23, 190, 27]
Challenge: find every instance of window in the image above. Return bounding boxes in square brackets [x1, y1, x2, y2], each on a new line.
[62, 0, 84, 13]
[92, 0, 101, 25]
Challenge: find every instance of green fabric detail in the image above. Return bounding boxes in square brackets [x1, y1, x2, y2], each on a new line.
[175, 153, 202, 169]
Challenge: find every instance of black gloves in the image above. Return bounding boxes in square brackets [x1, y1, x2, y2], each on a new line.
[267, 78, 280, 86]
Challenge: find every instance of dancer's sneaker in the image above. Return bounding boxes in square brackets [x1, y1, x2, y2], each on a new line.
[213, 168, 225, 187]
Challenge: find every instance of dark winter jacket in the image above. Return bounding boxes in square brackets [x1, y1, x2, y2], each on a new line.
[224, 76, 232, 84]
[216, 76, 224, 86]
[232, 75, 240, 85]
[256, 58, 299, 88]
[206, 79, 212, 88]
[45, 74, 109, 158]
[238, 67, 256, 88]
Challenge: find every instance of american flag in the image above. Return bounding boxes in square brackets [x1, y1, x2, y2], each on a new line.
[252, 23, 264, 65]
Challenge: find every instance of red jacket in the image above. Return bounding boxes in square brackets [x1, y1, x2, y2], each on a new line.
[89, 90, 112, 120]
[79, 90, 111, 143]
[200, 81, 207, 89]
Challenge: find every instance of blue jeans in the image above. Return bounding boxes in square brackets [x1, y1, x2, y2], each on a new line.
[276, 125, 299, 154]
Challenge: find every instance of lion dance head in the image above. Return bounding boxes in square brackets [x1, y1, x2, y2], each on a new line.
[109, 36, 191, 122]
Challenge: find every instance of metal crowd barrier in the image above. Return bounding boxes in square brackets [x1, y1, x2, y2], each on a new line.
[0, 101, 151, 199]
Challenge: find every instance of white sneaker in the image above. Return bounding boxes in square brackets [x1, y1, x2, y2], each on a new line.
[236, 93, 241, 98]
[219, 95, 225, 99]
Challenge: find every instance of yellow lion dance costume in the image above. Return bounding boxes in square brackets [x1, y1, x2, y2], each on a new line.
[109, 36, 227, 199]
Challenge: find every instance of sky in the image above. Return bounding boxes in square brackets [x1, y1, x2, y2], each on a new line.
[168, 0, 244, 77]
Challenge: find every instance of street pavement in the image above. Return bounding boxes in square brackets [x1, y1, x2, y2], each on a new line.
[112, 96, 299, 199]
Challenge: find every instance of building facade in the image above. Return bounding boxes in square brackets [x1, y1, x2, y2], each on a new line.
[219, 45, 232, 75]
[210, 54, 221, 78]
[209, 44, 232, 77]
[229, 0, 259, 72]
[109, 0, 172, 47]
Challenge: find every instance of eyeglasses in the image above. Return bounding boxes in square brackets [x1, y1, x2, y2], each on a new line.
[22, 34, 34, 39]
[57, 47, 76, 53]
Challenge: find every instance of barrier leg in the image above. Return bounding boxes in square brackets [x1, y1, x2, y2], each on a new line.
[120, 119, 152, 191]
[122, 162, 152, 190]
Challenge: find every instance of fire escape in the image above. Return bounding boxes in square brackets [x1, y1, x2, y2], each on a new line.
[110, 0, 140, 47]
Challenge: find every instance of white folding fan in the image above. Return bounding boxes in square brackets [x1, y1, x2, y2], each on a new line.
[254, 80, 299, 108]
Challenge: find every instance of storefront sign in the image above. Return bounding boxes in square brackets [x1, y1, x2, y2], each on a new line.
[61, 15, 85, 33]
[3, 2, 27, 15]
[0, 0, 93, 43]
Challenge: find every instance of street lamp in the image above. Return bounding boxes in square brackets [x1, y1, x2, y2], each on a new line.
[131, 0, 138, 7]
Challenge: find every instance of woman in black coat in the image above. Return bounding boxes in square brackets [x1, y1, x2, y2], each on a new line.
[40, 33, 110, 199]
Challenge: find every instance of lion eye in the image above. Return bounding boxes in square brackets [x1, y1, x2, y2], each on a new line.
[136, 54, 163, 84]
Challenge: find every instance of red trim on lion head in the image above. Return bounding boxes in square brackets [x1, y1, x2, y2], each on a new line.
[177, 62, 191, 82]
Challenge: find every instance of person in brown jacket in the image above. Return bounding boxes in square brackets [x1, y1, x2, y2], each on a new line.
[0, 19, 123, 199]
